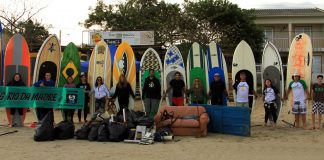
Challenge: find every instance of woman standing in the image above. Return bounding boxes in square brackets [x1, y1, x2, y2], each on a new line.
[112, 74, 135, 114]
[187, 78, 207, 104]
[93, 76, 110, 112]
[63, 76, 76, 122]
[263, 79, 281, 127]
[76, 74, 91, 122]
[6, 73, 26, 127]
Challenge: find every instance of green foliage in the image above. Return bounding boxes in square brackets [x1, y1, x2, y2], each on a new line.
[17, 20, 49, 52]
[84, 0, 264, 61]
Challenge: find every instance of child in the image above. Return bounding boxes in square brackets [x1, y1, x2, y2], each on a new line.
[263, 79, 280, 127]
[310, 75, 324, 129]
[285, 71, 310, 129]
[233, 71, 257, 108]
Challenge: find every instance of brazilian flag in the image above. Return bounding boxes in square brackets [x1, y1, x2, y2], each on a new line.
[58, 42, 81, 87]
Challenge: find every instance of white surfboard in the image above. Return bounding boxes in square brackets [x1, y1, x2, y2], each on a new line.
[139, 48, 163, 112]
[164, 45, 186, 106]
[232, 40, 257, 111]
[262, 42, 284, 122]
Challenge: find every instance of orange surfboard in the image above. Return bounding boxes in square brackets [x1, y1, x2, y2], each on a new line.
[4, 34, 30, 126]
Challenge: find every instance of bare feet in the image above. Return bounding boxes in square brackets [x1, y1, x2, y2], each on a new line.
[317, 125, 322, 129]
[309, 126, 315, 130]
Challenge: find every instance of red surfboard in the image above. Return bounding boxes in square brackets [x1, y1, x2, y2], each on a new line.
[4, 34, 30, 127]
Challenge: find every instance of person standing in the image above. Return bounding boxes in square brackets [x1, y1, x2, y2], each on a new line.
[187, 78, 207, 104]
[62, 76, 76, 122]
[93, 76, 110, 112]
[6, 73, 26, 127]
[310, 75, 324, 129]
[164, 72, 186, 106]
[112, 74, 135, 114]
[209, 73, 227, 105]
[262, 79, 281, 127]
[34, 72, 56, 122]
[142, 69, 161, 117]
[233, 71, 257, 108]
[285, 71, 310, 129]
[76, 74, 91, 123]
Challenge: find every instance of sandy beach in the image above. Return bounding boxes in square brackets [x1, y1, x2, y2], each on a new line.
[1, 98, 324, 160]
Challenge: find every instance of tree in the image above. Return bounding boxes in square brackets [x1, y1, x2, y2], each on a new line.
[183, 0, 264, 61]
[0, 0, 49, 51]
[17, 20, 49, 52]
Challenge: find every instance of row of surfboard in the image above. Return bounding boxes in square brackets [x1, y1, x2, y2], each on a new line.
[0, 31, 312, 125]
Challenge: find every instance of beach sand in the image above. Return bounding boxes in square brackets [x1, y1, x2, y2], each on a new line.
[1, 98, 324, 160]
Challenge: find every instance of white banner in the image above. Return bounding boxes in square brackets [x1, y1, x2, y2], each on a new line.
[89, 31, 154, 46]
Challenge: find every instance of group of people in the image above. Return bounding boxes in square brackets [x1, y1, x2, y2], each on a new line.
[162, 70, 324, 130]
[6, 68, 324, 130]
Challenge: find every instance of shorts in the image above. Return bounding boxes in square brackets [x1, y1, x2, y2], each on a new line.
[292, 101, 306, 114]
[236, 102, 249, 108]
[312, 101, 324, 114]
[172, 97, 184, 106]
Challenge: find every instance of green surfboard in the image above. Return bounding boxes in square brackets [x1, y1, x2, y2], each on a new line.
[188, 67, 208, 104]
[58, 42, 81, 121]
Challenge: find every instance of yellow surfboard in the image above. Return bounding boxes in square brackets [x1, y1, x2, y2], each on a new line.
[112, 41, 136, 111]
[88, 40, 111, 114]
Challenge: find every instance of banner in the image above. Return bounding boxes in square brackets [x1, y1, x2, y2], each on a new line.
[0, 86, 84, 109]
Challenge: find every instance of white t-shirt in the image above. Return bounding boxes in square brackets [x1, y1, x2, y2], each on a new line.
[264, 88, 276, 103]
[236, 82, 249, 102]
[94, 84, 110, 99]
[289, 81, 306, 102]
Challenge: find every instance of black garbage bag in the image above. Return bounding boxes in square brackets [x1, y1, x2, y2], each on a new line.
[75, 123, 91, 140]
[34, 111, 54, 141]
[108, 122, 129, 142]
[54, 121, 75, 140]
[88, 124, 99, 141]
[135, 116, 154, 128]
[97, 121, 110, 142]
[115, 110, 136, 129]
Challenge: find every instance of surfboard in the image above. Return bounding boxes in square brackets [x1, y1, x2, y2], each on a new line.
[164, 45, 186, 106]
[139, 48, 163, 112]
[232, 40, 257, 111]
[112, 41, 136, 111]
[0, 21, 4, 85]
[4, 34, 30, 126]
[207, 41, 229, 105]
[88, 40, 111, 114]
[109, 45, 117, 68]
[262, 42, 284, 122]
[33, 35, 61, 121]
[58, 42, 81, 120]
[186, 42, 209, 104]
[286, 33, 312, 102]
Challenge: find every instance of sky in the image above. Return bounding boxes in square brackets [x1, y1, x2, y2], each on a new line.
[1, 0, 324, 45]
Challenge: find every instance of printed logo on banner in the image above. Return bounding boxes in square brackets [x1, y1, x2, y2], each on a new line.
[66, 94, 77, 104]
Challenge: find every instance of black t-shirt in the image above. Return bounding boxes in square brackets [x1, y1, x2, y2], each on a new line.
[210, 80, 225, 98]
[76, 82, 91, 103]
[170, 79, 185, 97]
[143, 77, 161, 99]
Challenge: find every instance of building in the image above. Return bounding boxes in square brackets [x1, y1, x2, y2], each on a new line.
[254, 8, 324, 77]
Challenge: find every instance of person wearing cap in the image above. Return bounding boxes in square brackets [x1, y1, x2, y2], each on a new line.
[285, 71, 310, 129]
[232, 71, 258, 108]
[209, 73, 227, 105]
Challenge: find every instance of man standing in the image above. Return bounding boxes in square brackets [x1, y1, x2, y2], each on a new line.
[209, 73, 227, 105]
[34, 72, 55, 122]
[285, 71, 310, 129]
[164, 72, 186, 106]
[233, 71, 257, 108]
[310, 75, 324, 129]
[142, 69, 161, 117]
